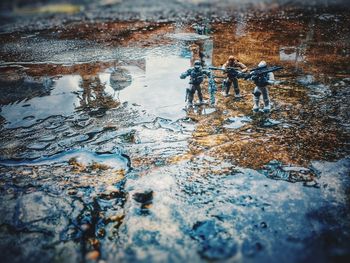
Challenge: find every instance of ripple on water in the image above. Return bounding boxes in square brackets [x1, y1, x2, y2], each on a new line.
[26, 142, 51, 151]
[38, 135, 57, 142]
[0, 149, 129, 171]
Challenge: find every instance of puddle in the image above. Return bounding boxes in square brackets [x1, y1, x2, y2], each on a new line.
[0, 3, 349, 263]
[1, 75, 81, 129]
[166, 33, 210, 41]
[307, 83, 332, 99]
[0, 48, 212, 129]
[280, 46, 305, 62]
[118, 55, 189, 120]
[224, 116, 251, 129]
[297, 74, 332, 99]
[0, 149, 129, 170]
[261, 160, 317, 183]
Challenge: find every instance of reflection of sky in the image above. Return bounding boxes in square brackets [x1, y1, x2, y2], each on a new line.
[118, 55, 190, 120]
[1, 75, 81, 129]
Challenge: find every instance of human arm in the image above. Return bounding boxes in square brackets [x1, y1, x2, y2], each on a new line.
[222, 61, 229, 69]
[180, 69, 191, 79]
[236, 61, 248, 72]
[267, 72, 275, 84]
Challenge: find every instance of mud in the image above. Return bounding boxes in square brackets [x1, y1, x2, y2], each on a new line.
[0, 1, 350, 263]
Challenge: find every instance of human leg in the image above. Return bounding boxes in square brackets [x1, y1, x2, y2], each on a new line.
[252, 86, 261, 112]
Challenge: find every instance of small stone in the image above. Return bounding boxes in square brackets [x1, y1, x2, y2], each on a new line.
[133, 190, 153, 204]
[260, 222, 267, 228]
[67, 189, 78, 195]
[97, 228, 105, 238]
[81, 224, 91, 232]
[86, 250, 99, 261]
[6, 188, 15, 194]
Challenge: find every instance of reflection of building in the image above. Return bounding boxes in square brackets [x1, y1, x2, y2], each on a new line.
[279, 19, 314, 69]
[109, 67, 132, 101]
[109, 68, 132, 92]
[0, 75, 53, 105]
[279, 46, 305, 62]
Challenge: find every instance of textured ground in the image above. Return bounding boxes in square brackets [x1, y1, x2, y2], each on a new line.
[0, 1, 349, 263]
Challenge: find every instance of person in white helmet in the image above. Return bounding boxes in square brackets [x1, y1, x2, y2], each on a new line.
[251, 61, 275, 113]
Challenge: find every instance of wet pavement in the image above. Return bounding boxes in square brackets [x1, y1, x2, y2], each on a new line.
[0, 1, 350, 263]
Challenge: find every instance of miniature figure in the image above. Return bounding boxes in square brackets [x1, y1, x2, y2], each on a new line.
[180, 60, 211, 108]
[221, 56, 248, 98]
[245, 61, 283, 113]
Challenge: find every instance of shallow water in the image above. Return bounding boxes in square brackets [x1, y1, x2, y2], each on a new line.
[117, 55, 189, 120]
[0, 149, 129, 171]
[1, 75, 81, 128]
[0, 2, 349, 263]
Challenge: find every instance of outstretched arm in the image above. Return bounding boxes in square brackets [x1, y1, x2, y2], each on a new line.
[267, 72, 275, 84]
[180, 69, 191, 79]
[204, 70, 212, 78]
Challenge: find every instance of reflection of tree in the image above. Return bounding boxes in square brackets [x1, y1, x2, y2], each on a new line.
[78, 73, 119, 115]
[189, 39, 213, 67]
[189, 43, 204, 66]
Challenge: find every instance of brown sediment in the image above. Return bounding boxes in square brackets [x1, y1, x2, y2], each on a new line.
[0, 7, 349, 171]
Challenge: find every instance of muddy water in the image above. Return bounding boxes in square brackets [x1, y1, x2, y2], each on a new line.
[0, 5, 350, 263]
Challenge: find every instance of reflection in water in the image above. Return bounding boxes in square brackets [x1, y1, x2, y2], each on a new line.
[78, 75, 119, 113]
[0, 149, 128, 171]
[235, 14, 247, 38]
[119, 55, 189, 120]
[279, 46, 305, 62]
[76, 63, 120, 115]
[0, 7, 349, 263]
[1, 75, 81, 129]
[0, 75, 54, 105]
[109, 67, 132, 93]
[0, 66, 123, 128]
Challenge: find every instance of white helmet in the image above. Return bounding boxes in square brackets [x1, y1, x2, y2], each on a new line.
[258, 61, 267, 68]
